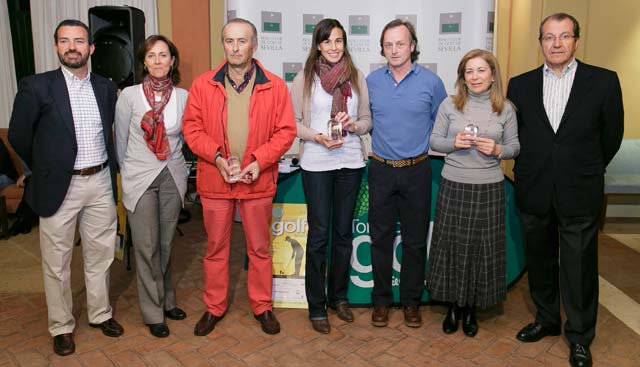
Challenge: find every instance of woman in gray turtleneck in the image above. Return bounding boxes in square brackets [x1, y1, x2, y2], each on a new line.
[427, 49, 519, 338]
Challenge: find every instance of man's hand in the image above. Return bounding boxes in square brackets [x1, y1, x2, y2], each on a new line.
[215, 155, 233, 183]
[238, 160, 260, 184]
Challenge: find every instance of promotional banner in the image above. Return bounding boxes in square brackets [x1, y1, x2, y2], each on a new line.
[226, 0, 495, 96]
[270, 203, 309, 308]
[271, 159, 526, 307]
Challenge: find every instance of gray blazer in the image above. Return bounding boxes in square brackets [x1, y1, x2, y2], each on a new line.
[115, 85, 189, 211]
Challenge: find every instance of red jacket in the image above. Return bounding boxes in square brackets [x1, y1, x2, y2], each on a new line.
[182, 60, 296, 199]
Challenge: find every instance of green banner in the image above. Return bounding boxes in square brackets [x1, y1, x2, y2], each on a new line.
[263, 22, 280, 32]
[441, 23, 460, 33]
[273, 158, 526, 305]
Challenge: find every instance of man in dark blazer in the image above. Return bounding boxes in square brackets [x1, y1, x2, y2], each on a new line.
[9, 19, 124, 356]
[507, 13, 624, 367]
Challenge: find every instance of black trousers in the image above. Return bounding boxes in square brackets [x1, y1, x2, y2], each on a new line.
[519, 199, 599, 346]
[301, 168, 363, 319]
[368, 159, 431, 307]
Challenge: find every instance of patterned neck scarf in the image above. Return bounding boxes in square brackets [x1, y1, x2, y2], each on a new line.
[141, 74, 173, 160]
[226, 61, 255, 93]
[315, 55, 352, 119]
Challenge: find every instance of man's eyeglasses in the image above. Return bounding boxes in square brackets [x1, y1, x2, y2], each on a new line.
[541, 33, 576, 43]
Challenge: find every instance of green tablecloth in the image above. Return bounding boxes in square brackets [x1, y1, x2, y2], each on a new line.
[272, 157, 526, 305]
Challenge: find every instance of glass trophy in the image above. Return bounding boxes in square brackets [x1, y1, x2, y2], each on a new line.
[227, 156, 241, 183]
[328, 119, 343, 141]
[464, 123, 479, 137]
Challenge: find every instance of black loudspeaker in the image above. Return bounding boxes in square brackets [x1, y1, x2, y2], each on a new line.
[89, 6, 145, 89]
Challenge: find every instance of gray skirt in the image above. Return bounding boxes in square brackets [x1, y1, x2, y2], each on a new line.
[426, 177, 506, 308]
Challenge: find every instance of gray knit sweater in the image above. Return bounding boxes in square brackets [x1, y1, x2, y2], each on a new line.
[430, 91, 519, 184]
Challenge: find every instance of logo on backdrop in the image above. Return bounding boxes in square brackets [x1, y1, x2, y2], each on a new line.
[227, 10, 236, 21]
[396, 14, 417, 30]
[303, 14, 323, 34]
[438, 12, 462, 53]
[348, 15, 371, 53]
[260, 11, 283, 52]
[486, 11, 495, 51]
[301, 14, 323, 52]
[420, 63, 438, 75]
[283, 62, 302, 83]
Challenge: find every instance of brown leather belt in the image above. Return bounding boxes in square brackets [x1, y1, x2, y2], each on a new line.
[370, 153, 429, 168]
[73, 161, 108, 176]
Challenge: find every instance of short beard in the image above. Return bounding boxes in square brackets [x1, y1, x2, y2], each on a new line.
[58, 51, 89, 69]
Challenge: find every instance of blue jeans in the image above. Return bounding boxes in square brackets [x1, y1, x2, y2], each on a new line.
[301, 167, 363, 320]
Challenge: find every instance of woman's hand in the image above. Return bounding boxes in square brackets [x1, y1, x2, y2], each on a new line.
[454, 131, 475, 149]
[314, 133, 343, 150]
[335, 111, 356, 133]
[475, 137, 502, 157]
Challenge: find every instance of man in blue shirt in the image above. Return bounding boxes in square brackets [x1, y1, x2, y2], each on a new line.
[366, 19, 447, 328]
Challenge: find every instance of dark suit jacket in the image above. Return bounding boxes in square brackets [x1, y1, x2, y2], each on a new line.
[506, 60, 624, 217]
[8, 68, 118, 217]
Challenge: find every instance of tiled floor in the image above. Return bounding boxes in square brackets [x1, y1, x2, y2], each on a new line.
[0, 205, 639, 366]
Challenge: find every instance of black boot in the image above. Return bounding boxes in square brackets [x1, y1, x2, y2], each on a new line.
[442, 303, 461, 334]
[462, 305, 478, 337]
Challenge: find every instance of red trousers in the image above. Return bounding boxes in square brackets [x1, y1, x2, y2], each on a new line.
[200, 196, 273, 316]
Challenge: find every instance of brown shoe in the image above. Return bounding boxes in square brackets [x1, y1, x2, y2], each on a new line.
[311, 319, 331, 334]
[254, 310, 281, 335]
[89, 318, 124, 337]
[53, 333, 75, 356]
[403, 306, 422, 328]
[194, 311, 223, 336]
[371, 306, 389, 327]
[334, 302, 354, 322]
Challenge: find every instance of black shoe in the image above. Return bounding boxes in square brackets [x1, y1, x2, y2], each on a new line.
[569, 343, 592, 367]
[442, 304, 461, 334]
[194, 311, 223, 336]
[371, 306, 389, 327]
[9, 218, 32, 236]
[254, 310, 281, 335]
[403, 306, 422, 328]
[516, 322, 561, 343]
[333, 302, 354, 323]
[461, 305, 478, 337]
[311, 319, 330, 334]
[52, 333, 75, 356]
[165, 307, 187, 320]
[148, 323, 170, 338]
[89, 318, 124, 337]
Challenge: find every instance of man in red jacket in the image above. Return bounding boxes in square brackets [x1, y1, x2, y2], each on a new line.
[183, 18, 296, 336]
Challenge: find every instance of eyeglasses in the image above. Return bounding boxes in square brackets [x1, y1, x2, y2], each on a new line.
[540, 33, 576, 43]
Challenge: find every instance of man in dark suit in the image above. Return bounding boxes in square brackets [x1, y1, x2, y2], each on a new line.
[9, 19, 124, 356]
[507, 13, 624, 367]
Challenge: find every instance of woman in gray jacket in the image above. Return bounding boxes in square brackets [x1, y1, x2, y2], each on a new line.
[115, 35, 188, 338]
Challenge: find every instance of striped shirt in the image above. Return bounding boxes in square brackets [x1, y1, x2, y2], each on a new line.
[61, 67, 108, 169]
[542, 58, 577, 133]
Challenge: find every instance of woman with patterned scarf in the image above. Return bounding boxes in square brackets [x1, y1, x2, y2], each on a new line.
[290, 18, 371, 334]
[115, 35, 189, 338]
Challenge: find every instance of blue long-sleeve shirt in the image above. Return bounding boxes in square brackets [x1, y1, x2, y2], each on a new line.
[367, 62, 447, 160]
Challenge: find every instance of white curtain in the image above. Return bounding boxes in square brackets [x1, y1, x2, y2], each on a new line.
[0, 1, 18, 128]
[30, 0, 158, 73]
